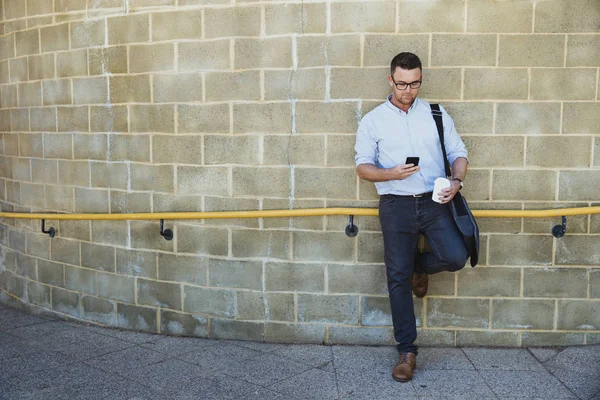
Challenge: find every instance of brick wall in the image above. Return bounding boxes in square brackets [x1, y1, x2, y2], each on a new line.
[0, 0, 599, 346]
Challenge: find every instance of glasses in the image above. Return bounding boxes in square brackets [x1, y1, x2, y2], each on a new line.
[391, 78, 422, 90]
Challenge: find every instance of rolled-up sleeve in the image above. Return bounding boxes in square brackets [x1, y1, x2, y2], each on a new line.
[440, 105, 469, 165]
[355, 116, 377, 167]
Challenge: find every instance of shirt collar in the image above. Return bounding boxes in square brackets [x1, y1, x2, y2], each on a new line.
[385, 94, 420, 115]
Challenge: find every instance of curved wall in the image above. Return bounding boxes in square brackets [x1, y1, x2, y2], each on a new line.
[0, 0, 599, 346]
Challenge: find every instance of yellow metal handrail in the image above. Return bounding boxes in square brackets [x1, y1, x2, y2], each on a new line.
[1, 206, 600, 220]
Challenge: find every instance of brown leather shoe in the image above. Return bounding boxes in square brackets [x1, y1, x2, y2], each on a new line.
[392, 352, 417, 382]
[412, 272, 428, 298]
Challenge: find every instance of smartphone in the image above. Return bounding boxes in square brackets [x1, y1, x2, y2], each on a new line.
[405, 157, 420, 166]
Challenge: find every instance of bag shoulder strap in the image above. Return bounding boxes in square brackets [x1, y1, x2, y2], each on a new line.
[430, 104, 451, 178]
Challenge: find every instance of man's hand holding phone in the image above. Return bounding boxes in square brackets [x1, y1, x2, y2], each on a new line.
[390, 157, 420, 180]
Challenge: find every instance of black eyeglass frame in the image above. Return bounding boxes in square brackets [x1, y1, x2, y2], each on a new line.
[391, 77, 422, 90]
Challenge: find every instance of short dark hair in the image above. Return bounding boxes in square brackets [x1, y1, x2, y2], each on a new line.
[390, 52, 422, 76]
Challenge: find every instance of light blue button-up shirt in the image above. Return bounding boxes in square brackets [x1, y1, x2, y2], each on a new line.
[355, 95, 468, 196]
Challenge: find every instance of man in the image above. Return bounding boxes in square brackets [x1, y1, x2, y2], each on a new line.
[354, 52, 469, 382]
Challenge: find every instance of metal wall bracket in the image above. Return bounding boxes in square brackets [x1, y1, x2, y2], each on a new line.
[160, 219, 173, 241]
[41, 219, 55, 238]
[345, 215, 359, 237]
[552, 216, 567, 238]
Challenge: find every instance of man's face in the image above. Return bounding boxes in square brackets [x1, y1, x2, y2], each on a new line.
[388, 67, 422, 107]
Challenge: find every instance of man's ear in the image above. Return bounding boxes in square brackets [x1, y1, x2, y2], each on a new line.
[387, 76, 394, 88]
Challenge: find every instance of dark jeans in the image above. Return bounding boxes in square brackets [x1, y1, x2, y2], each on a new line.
[378, 194, 468, 355]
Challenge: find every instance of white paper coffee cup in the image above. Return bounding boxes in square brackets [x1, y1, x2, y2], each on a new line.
[432, 177, 451, 203]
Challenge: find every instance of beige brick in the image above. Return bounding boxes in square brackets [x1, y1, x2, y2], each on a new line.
[492, 170, 555, 201]
[427, 298, 489, 328]
[152, 10, 202, 41]
[90, 105, 128, 132]
[183, 286, 234, 317]
[158, 253, 205, 285]
[596, 138, 600, 167]
[557, 300, 600, 330]
[265, 322, 324, 343]
[231, 229, 289, 259]
[178, 104, 230, 133]
[298, 294, 358, 324]
[523, 202, 588, 234]
[499, 35, 564, 67]
[56, 50, 88, 78]
[91, 161, 128, 190]
[71, 20, 105, 49]
[527, 136, 591, 168]
[559, 171, 600, 201]
[44, 133, 73, 159]
[43, 80, 71, 106]
[110, 75, 151, 104]
[116, 248, 157, 279]
[397, 0, 464, 32]
[432, 34, 497, 66]
[21, 182, 46, 208]
[295, 167, 356, 199]
[153, 193, 201, 212]
[16, 29, 40, 57]
[73, 77, 108, 105]
[177, 224, 228, 255]
[40, 24, 69, 53]
[4, 0, 27, 18]
[205, 7, 260, 39]
[328, 264, 386, 295]
[293, 231, 354, 262]
[45, 185, 74, 212]
[65, 266, 97, 294]
[296, 101, 358, 134]
[2, 85, 18, 108]
[463, 136, 524, 167]
[55, 0, 86, 11]
[111, 190, 152, 213]
[89, 46, 127, 75]
[237, 292, 294, 322]
[204, 196, 259, 228]
[178, 40, 231, 71]
[91, 220, 128, 246]
[439, 103, 492, 134]
[153, 135, 202, 164]
[327, 135, 356, 167]
[563, 102, 600, 134]
[493, 299, 554, 329]
[153, 73, 203, 103]
[458, 267, 520, 297]
[9, 57, 28, 83]
[264, 69, 325, 101]
[567, 35, 600, 67]
[591, 269, 600, 298]
[233, 103, 291, 134]
[356, 232, 383, 263]
[363, 34, 428, 67]
[27, 0, 54, 15]
[422, 68, 465, 100]
[130, 163, 174, 193]
[204, 135, 259, 165]
[330, 67, 389, 100]
[265, 4, 326, 35]
[265, 261, 324, 292]
[73, 133, 107, 160]
[26, 231, 50, 259]
[234, 38, 292, 69]
[28, 54, 54, 81]
[81, 242, 115, 272]
[75, 187, 109, 213]
[467, 0, 533, 33]
[20, 133, 44, 157]
[130, 220, 174, 252]
[297, 35, 361, 68]
[232, 167, 290, 197]
[57, 220, 90, 241]
[138, 278, 181, 310]
[464, 68, 528, 100]
[489, 235, 552, 265]
[208, 258, 263, 289]
[177, 166, 228, 196]
[0, 34, 15, 61]
[263, 135, 325, 166]
[4, 134, 19, 155]
[331, 2, 394, 33]
[18, 82, 42, 107]
[0, 61, 8, 84]
[10, 108, 29, 131]
[58, 160, 89, 186]
[205, 71, 260, 102]
[57, 106, 88, 132]
[27, 16, 54, 29]
[524, 268, 587, 298]
[130, 105, 174, 133]
[531, 68, 596, 100]
[108, 14, 149, 44]
[12, 157, 31, 181]
[31, 158, 57, 184]
[535, 0, 600, 33]
[496, 102, 561, 134]
[129, 43, 174, 73]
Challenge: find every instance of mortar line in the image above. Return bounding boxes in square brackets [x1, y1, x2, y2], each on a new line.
[463, 0, 468, 33]
[563, 34, 567, 67]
